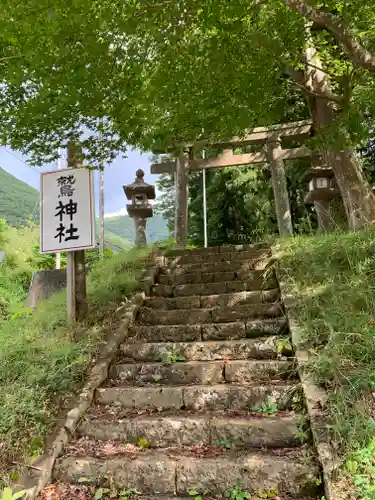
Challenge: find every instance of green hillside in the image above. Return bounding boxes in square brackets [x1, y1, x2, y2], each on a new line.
[0, 167, 39, 226]
[104, 214, 170, 244]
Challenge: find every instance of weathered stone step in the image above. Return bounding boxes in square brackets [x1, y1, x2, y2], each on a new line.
[78, 413, 299, 448]
[151, 278, 277, 298]
[95, 383, 299, 410]
[120, 336, 293, 362]
[166, 248, 271, 265]
[55, 450, 318, 496]
[145, 289, 279, 310]
[129, 319, 288, 342]
[161, 257, 271, 275]
[157, 269, 276, 286]
[109, 360, 295, 386]
[167, 243, 269, 257]
[137, 303, 283, 325]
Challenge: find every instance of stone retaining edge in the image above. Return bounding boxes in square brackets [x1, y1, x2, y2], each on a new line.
[19, 249, 166, 500]
[273, 249, 347, 500]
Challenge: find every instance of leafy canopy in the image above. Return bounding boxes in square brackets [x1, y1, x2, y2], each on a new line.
[0, 0, 374, 164]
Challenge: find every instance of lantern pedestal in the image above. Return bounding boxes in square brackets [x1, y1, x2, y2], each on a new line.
[123, 169, 156, 247]
[134, 216, 147, 246]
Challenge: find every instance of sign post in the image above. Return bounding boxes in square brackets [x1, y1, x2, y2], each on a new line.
[40, 164, 96, 323]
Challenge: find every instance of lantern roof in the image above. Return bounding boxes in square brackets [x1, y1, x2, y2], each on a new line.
[123, 169, 156, 200]
[302, 166, 335, 183]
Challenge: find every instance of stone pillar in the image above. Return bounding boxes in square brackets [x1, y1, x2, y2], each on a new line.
[267, 138, 293, 236]
[134, 216, 147, 246]
[175, 148, 189, 246]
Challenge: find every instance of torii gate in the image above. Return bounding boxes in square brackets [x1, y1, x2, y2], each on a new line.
[151, 120, 313, 246]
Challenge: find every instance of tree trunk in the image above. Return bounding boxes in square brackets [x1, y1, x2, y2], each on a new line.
[305, 45, 375, 229]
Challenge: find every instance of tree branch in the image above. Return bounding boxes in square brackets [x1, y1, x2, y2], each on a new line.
[281, 0, 375, 72]
[285, 65, 344, 104]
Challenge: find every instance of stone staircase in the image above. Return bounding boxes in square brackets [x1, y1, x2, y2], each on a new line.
[53, 245, 321, 499]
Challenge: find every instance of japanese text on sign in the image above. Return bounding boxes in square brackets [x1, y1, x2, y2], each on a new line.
[40, 168, 96, 254]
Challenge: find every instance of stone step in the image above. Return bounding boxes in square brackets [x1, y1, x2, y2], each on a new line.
[78, 412, 300, 448]
[157, 269, 276, 286]
[129, 318, 288, 342]
[55, 449, 318, 497]
[166, 243, 269, 257]
[119, 336, 293, 362]
[137, 303, 283, 326]
[160, 257, 271, 275]
[165, 248, 271, 265]
[151, 278, 277, 298]
[109, 360, 295, 386]
[145, 290, 279, 310]
[95, 383, 299, 410]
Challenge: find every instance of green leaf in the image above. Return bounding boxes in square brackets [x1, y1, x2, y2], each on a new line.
[1, 488, 13, 500]
[188, 488, 199, 496]
[95, 488, 105, 499]
[77, 476, 93, 483]
[12, 492, 27, 500]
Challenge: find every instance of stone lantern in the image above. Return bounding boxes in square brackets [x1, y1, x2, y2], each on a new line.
[303, 165, 340, 233]
[123, 169, 155, 246]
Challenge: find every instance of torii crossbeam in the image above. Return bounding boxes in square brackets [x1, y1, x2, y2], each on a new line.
[151, 120, 313, 246]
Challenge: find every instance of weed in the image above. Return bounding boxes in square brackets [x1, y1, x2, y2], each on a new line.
[93, 486, 140, 499]
[136, 437, 151, 449]
[216, 438, 233, 449]
[257, 488, 278, 498]
[0, 245, 150, 484]
[94, 487, 111, 500]
[294, 413, 311, 444]
[224, 480, 251, 500]
[275, 229, 375, 489]
[160, 348, 186, 365]
[118, 488, 140, 499]
[249, 398, 278, 415]
[188, 488, 201, 500]
[346, 440, 375, 499]
[276, 338, 293, 357]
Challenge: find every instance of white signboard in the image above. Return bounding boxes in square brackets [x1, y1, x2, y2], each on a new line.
[40, 167, 96, 254]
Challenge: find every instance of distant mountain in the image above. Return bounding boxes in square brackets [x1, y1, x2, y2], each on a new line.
[0, 167, 40, 225]
[104, 214, 170, 244]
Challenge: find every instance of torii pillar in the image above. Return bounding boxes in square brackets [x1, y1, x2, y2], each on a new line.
[175, 148, 189, 246]
[267, 137, 293, 237]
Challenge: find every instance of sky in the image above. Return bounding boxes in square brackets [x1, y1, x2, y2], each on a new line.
[0, 146, 161, 217]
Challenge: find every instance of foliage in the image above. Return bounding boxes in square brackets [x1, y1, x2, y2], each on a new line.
[346, 439, 375, 499]
[0, 221, 38, 320]
[0, 168, 39, 227]
[250, 398, 279, 416]
[0, 245, 150, 485]
[160, 348, 185, 365]
[224, 480, 251, 500]
[93, 486, 140, 499]
[0, 488, 26, 500]
[153, 173, 175, 233]
[0, 0, 374, 165]
[155, 156, 318, 245]
[276, 229, 375, 495]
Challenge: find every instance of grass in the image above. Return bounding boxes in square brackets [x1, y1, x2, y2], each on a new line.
[275, 229, 375, 497]
[0, 220, 39, 320]
[0, 244, 151, 486]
